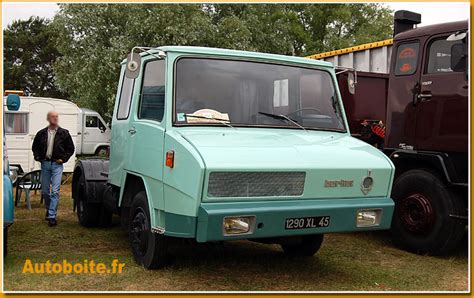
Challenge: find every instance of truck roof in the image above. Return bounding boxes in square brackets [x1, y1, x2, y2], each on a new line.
[306, 20, 468, 61]
[395, 20, 468, 40]
[124, 46, 334, 68]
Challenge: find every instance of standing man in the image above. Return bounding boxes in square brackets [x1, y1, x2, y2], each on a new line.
[32, 111, 75, 227]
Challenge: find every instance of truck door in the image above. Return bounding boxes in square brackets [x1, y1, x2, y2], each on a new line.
[108, 68, 135, 186]
[385, 40, 422, 150]
[82, 113, 109, 155]
[415, 33, 468, 152]
[127, 59, 166, 197]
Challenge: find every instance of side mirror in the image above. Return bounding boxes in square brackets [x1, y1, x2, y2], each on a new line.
[336, 67, 357, 95]
[126, 52, 141, 79]
[125, 47, 167, 79]
[5, 94, 21, 111]
[451, 43, 467, 72]
[347, 72, 356, 95]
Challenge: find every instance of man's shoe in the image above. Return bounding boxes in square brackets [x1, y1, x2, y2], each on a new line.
[48, 218, 57, 227]
[45, 210, 49, 221]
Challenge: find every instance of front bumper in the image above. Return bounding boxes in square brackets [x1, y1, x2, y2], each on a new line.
[196, 197, 394, 242]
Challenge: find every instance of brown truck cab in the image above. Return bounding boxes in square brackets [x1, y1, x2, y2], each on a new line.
[386, 12, 467, 255]
[310, 11, 468, 255]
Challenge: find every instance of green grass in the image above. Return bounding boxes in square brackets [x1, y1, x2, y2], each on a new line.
[4, 185, 468, 292]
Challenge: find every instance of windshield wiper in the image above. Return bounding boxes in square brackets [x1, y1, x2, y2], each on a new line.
[258, 112, 306, 131]
[184, 114, 234, 128]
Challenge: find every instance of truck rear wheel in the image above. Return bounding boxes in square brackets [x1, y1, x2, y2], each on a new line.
[128, 191, 170, 269]
[76, 174, 112, 227]
[280, 234, 324, 257]
[391, 169, 466, 255]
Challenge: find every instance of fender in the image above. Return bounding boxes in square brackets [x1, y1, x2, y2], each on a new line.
[92, 143, 110, 154]
[118, 171, 164, 230]
[387, 149, 466, 186]
[72, 159, 109, 203]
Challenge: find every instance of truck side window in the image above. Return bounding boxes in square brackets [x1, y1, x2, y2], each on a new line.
[117, 74, 134, 120]
[427, 38, 466, 73]
[5, 113, 28, 134]
[139, 60, 165, 122]
[85, 116, 98, 127]
[394, 42, 419, 76]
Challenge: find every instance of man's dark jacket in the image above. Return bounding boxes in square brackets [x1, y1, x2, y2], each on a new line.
[32, 127, 75, 162]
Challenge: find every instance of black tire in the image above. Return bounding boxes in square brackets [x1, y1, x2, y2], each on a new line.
[391, 169, 466, 255]
[128, 191, 170, 269]
[281, 234, 324, 257]
[76, 175, 112, 228]
[3, 227, 8, 257]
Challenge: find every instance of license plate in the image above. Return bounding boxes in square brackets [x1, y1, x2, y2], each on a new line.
[285, 216, 330, 230]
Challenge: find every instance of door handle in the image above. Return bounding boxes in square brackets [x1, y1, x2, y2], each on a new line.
[417, 93, 432, 102]
[128, 127, 137, 135]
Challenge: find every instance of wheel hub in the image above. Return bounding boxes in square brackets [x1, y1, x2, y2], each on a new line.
[398, 193, 435, 234]
[131, 208, 149, 256]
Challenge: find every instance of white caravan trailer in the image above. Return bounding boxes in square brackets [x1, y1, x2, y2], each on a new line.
[3, 97, 110, 173]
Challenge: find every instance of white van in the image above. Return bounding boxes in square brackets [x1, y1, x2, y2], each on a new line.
[3, 97, 110, 173]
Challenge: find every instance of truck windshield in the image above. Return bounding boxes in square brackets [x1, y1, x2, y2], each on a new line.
[174, 58, 346, 132]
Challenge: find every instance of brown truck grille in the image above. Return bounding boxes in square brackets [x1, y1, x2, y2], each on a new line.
[208, 172, 306, 198]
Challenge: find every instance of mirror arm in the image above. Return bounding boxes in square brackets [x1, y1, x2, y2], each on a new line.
[129, 46, 166, 61]
[335, 66, 357, 84]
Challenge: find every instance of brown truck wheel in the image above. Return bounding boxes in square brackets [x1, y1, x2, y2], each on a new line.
[128, 191, 170, 269]
[391, 169, 466, 255]
[281, 234, 324, 257]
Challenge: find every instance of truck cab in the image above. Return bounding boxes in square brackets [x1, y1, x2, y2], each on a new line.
[77, 108, 111, 156]
[72, 46, 395, 269]
[386, 15, 468, 255]
[308, 11, 468, 255]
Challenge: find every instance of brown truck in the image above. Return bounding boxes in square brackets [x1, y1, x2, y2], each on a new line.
[308, 10, 468, 255]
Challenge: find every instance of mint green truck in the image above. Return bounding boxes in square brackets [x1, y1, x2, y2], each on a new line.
[72, 46, 395, 269]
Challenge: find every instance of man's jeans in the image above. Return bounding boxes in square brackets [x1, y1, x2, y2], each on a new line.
[41, 161, 64, 219]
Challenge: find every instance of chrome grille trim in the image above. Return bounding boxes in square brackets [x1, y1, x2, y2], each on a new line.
[208, 172, 306, 198]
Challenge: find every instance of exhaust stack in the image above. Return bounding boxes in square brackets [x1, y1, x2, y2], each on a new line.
[393, 10, 421, 36]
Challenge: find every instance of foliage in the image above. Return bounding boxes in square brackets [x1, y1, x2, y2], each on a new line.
[3, 17, 67, 97]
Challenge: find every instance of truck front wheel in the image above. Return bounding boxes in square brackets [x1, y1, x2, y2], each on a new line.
[280, 234, 324, 257]
[128, 191, 170, 269]
[391, 169, 466, 255]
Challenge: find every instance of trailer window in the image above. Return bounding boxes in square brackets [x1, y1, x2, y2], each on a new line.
[427, 38, 466, 73]
[138, 60, 165, 122]
[394, 42, 419, 76]
[5, 113, 28, 134]
[117, 74, 134, 120]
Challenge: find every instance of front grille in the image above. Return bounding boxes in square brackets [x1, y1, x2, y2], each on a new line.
[208, 172, 306, 198]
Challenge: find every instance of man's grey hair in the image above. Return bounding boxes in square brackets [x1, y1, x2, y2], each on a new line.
[46, 110, 59, 120]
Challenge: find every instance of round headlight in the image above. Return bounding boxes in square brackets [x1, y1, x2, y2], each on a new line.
[362, 176, 374, 189]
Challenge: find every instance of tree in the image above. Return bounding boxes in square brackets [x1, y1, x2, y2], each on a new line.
[52, 4, 393, 118]
[53, 4, 215, 119]
[4, 17, 67, 97]
[207, 4, 393, 55]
